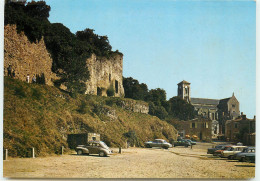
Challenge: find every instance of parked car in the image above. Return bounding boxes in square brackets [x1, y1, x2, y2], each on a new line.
[173, 140, 191, 147]
[221, 145, 247, 159]
[233, 147, 255, 162]
[183, 139, 196, 145]
[207, 144, 231, 154]
[213, 145, 233, 156]
[145, 139, 172, 149]
[75, 141, 112, 157]
[244, 154, 255, 163]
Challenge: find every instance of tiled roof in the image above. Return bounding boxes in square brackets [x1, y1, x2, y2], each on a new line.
[191, 98, 219, 105]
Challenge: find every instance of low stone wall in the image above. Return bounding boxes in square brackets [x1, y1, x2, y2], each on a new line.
[115, 99, 149, 114]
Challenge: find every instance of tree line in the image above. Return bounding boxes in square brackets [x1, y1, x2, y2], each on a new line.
[123, 77, 196, 121]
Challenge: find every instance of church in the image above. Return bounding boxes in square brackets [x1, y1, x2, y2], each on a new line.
[177, 80, 240, 139]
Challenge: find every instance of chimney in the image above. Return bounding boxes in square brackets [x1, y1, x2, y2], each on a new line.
[241, 112, 243, 115]
[254, 115, 256, 120]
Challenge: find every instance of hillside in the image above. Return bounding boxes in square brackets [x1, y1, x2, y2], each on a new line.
[4, 77, 177, 157]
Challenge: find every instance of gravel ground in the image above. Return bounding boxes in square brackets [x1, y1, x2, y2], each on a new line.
[3, 143, 255, 179]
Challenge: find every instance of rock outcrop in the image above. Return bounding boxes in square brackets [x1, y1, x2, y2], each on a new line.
[4, 24, 57, 85]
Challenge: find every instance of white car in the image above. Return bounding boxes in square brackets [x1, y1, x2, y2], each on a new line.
[221, 146, 247, 159]
[144, 139, 172, 149]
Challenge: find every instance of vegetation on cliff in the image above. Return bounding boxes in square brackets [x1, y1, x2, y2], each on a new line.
[4, 77, 177, 157]
[123, 77, 196, 121]
[4, 0, 121, 95]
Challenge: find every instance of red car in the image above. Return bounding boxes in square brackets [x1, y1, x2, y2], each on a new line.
[213, 145, 233, 156]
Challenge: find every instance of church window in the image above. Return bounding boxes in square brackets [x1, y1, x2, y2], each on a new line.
[234, 123, 238, 129]
[109, 74, 111, 81]
[212, 113, 215, 120]
[192, 122, 195, 128]
[232, 104, 235, 108]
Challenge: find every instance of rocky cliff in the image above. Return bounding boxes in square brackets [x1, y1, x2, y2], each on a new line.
[4, 24, 57, 85]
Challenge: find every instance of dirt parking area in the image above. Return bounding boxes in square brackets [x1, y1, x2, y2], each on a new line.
[3, 143, 255, 179]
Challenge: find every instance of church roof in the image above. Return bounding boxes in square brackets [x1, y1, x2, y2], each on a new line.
[190, 98, 219, 105]
[219, 97, 231, 105]
[177, 80, 190, 85]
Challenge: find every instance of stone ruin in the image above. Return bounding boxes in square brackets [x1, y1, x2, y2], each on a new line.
[4, 24, 124, 97]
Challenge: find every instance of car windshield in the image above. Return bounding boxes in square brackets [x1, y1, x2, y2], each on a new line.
[224, 147, 231, 150]
[242, 148, 248, 152]
[100, 141, 109, 149]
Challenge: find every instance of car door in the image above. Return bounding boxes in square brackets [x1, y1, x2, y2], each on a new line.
[153, 140, 159, 147]
[91, 143, 100, 154]
[157, 140, 163, 147]
[86, 143, 94, 154]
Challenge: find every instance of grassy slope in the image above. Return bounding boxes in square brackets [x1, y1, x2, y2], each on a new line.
[4, 77, 177, 157]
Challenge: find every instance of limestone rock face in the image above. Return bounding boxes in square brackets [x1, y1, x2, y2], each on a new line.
[85, 54, 124, 97]
[4, 24, 57, 85]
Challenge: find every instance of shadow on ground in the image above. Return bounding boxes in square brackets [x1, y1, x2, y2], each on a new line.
[235, 165, 255, 167]
[69, 154, 110, 158]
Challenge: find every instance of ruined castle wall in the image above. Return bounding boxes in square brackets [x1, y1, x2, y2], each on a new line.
[85, 54, 124, 97]
[4, 24, 124, 97]
[4, 25, 57, 85]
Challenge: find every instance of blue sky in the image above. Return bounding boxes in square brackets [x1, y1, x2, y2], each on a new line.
[45, 0, 256, 118]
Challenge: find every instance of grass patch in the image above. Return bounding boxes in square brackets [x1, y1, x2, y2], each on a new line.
[4, 77, 178, 157]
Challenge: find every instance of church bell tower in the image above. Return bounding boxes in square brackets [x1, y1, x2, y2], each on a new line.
[177, 80, 191, 103]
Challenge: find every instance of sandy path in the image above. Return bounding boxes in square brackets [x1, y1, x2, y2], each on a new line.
[3, 144, 255, 179]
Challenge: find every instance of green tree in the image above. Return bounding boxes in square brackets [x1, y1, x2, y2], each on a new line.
[145, 88, 167, 106]
[168, 96, 195, 120]
[123, 77, 148, 101]
[148, 102, 168, 120]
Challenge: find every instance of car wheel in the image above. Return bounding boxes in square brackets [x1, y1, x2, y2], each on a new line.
[228, 155, 232, 160]
[240, 157, 246, 162]
[163, 146, 168, 149]
[146, 144, 151, 148]
[77, 150, 83, 155]
[99, 151, 106, 157]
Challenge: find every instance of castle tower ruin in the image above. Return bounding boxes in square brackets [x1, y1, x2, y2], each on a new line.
[85, 54, 125, 97]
